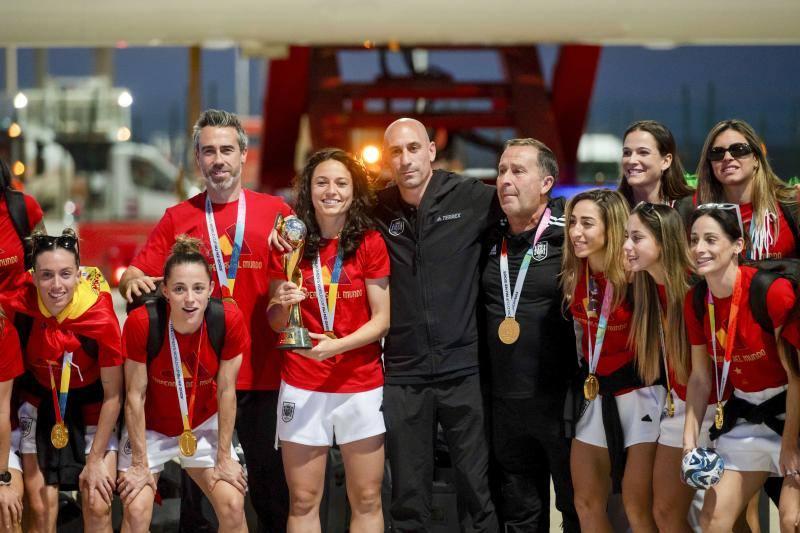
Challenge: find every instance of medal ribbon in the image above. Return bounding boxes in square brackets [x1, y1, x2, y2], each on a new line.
[312, 243, 345, 335]
[48, 351, 82, 422]
[205, 191, 246, 297]
[499, 208, 551, 319]
[585, 263, 615, 376]
[707, 267, 743, 407]
[168, 321, 204, 433]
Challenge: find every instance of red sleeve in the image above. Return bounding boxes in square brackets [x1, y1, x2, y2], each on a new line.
[268, 246, 285, 279]
[684, 288, 707, 345]
[121, 307, 149, 364]
[360, 231, 391, 280]
[0, 317, 24, 382]
[766, 277, 796, 328]
[129, 211, 176, 276]
[23, 193, 43, 230]
[221, 301, 250, 360]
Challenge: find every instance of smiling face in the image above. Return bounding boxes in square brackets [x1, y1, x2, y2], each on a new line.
[569, 199, 606, 262]
[195, 126, 247, 193]
[710, 129, 758, 190]
[690, 214, 743, 277]
[622, 129, 672, 192]
[33, 249, 81, 316]
[496, 145, 554, 223]
[624, 213, 661, 273]
[162, 262, 214, 333]
[310, 159, 354, 224]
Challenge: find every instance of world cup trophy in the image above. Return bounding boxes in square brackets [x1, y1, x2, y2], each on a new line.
[276, 215, 313, 350]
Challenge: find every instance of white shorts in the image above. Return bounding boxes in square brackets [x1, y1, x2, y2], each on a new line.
[576, 385, 665, 448]
[276, 381, 385, 448]
[658, 392, 717, 449]
[8, 428, 21, 472]
[17, 401, 119, 455]
[117, 413, 238, 473]
[716, 386, 786, 476]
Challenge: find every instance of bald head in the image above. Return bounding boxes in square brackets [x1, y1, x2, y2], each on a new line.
[383, 118, 436, 201]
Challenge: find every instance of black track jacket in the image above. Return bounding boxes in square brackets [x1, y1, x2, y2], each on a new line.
[374, 170, 501, 384]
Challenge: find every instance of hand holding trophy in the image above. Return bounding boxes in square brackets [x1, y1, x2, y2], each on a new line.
[276, 214, 313, 350]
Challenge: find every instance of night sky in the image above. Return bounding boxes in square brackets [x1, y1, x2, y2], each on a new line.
[2, 44, 799, 175]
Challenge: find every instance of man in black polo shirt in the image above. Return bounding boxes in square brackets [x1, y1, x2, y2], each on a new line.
[481, 138, 579, 532]
[374, 118, 500, 532]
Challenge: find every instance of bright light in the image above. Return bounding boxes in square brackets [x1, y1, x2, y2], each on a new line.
[8, 123, 21, 138]
[114, 266, 127, 285]
[117, 91, 133, 108]
[116, 127, 131, 142]
[361, 145, 381, 165]
[13, 92, 27, 109]
[11, 161, 25, 176]
[64, 200, 77, 215]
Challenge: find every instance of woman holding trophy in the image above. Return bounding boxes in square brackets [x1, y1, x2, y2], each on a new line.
[268, 148, 390, 533]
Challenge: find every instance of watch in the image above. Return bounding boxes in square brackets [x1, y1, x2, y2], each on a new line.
[0, 471, 11, 486]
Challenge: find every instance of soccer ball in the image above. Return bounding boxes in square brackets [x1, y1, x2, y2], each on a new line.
[681, 447, 725, 489]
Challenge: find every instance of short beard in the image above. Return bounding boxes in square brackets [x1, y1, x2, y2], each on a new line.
[205, 172, 237, 193]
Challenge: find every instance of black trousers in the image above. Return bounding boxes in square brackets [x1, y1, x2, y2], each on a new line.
[491, 396, 579, 533]
[384, 373, 499, 533]
[236, 389, 289, 533]
[179, 390, 288, 533]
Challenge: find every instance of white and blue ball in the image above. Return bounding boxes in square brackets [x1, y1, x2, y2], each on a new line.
[681, 447, 724, 489]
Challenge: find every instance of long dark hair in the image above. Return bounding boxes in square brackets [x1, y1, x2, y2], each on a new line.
[294, 148, 375, 260]
[618, 120, 692, 205]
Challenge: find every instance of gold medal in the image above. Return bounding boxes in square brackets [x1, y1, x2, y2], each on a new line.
[178, 429, 198, 457]
[51, 422, 68, 449]
[665, 391, 675, 418]
[498, 317, 520, 345]
[714, 401, 724, 430]
[583, 374, 599, 401]
[324, 331, 337, 340]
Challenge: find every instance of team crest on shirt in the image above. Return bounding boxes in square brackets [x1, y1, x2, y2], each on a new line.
[388, 218, 405, 236]
[19, 417, 32, 438]
[532, 241, 548, 262]
[281, 402, 295, 422]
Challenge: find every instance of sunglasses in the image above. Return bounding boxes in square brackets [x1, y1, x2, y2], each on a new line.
[707, 143, 754, 162]
[695, 203, 744, 238]
[32, 234, 79, 256]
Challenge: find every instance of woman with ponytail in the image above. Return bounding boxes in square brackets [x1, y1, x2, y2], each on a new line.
[118, 236, 249, 533]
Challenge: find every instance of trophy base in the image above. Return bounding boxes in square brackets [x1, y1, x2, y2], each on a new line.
[277, 327, 313, 350]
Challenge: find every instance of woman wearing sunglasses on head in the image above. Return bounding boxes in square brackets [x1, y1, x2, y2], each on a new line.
[0, 228, 122, 533]
[562, 189, 665, 532]
[0, 306, 25, 532]
[618, 120, 694, 213]
[623, 203, 717, 532]
[682, 204, 800, 532]
[117, 237, 248, 533]
[696, 119, 799, 260]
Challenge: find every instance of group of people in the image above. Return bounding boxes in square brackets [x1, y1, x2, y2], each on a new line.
[0, 106, 798, 533]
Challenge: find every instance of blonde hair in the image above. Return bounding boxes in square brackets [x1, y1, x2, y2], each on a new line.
[696, 119, 795, 248]
[561, 189, 630, 311]
[628, 204, 692, 385]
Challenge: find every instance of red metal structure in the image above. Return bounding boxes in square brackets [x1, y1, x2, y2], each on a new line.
[259, 45, 600, 192]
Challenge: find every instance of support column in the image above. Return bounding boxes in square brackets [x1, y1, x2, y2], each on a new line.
[186, 45, 202, 167]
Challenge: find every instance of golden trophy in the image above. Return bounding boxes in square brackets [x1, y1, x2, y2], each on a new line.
[276, 215, 313, 350]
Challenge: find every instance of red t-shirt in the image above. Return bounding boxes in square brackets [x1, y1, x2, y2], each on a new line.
[739, 202, 796, 259]
[0, 316, 24, 382]
[268, 230, 390, 393]
[684, 266, 793, 393]
[123, 300, 249, 436]
[130, 190, 292, 391]
[7, 278, 124, 425]
[570, 266, 636, 394]
[0, 193, 43, 293]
